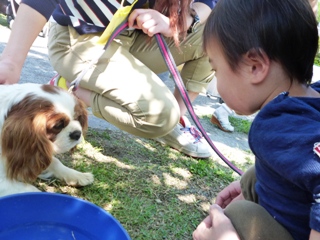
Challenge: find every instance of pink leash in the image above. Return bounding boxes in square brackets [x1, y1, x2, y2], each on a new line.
[155, 34, 243, 176]
[70, 20, 243, 176]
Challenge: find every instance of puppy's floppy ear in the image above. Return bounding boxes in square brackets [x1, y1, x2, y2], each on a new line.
[74, 97, 88, 135]
[1, 100, 54, 183]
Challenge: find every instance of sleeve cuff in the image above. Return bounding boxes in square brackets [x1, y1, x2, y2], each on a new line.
[21, 0, 58, 20]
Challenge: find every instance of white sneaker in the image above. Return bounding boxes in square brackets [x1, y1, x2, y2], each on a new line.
[155, 116, 212, 158]
[211, 103, 234, 132]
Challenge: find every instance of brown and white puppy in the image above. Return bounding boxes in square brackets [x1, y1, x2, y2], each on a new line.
[0, 83, 94, 197]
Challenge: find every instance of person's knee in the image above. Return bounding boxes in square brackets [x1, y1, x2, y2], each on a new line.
[225, 200, 293, 240]
[139, 102, 180, 138]
[91, 86, 181, 138]
[224, 200, 267, 240]
[240, 166, 258, 202]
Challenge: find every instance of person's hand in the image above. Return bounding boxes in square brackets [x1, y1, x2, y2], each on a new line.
[193, 204, 240, 240]
[215, 180, 244, 208]
[0, 59, 21, 85]
[128, 9, 173, 37]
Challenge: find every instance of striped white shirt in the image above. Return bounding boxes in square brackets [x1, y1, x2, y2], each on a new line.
[52, 0, 150, 34]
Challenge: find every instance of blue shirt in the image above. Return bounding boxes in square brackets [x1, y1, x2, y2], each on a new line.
[250, 81, 320, 239]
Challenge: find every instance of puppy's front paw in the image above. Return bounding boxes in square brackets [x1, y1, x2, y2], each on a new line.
[65, 172, 94, 186]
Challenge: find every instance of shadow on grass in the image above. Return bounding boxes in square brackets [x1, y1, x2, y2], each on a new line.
[35, 128, 252, 240]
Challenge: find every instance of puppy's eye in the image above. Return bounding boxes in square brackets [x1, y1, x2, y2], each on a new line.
[53, 120, 65, 130]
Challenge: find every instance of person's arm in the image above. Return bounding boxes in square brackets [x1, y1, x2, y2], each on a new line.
[309, 229, 320, 240]
[0, 4, 46, 84]
[191, 1, 212, 24]
[0, 0, 57, 84]
[128, 2, 212, 38]
[184, 1, 212, 33]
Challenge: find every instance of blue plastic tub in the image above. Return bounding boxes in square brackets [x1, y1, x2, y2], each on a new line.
[0, 192, 131, 240]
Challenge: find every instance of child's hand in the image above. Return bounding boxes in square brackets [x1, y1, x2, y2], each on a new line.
[128, 9, 173, 37]
[215, 180, 244, 208]
[193, 204, 240, 240]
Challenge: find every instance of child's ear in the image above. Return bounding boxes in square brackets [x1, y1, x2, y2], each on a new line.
[244, 48, 270, 84]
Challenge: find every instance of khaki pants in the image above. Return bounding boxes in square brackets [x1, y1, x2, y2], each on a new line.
[47, 23, 214, 138]
[224, 167, 294, 240]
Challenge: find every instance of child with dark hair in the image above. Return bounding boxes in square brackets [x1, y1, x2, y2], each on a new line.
[193, 0, 320, 239]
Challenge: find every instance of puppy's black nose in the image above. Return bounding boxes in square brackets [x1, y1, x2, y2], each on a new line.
[69, 130, 81, 140]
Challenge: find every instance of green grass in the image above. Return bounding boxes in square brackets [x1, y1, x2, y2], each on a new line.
[315, 36, 320, 66]
[35, 129, 248, 239]
[0, 15, 253, 239]
[229, 116, 252, 134]
[203, 114, 252, 134]
[315, 3, 320, 66]
[0, 13, 8, 27]
[0, 4, 318, 239]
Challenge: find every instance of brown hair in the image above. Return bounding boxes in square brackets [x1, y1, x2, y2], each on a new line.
[153, 0, 192, 46]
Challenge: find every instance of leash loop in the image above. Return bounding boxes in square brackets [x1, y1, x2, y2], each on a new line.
[68, 82, 77, 93]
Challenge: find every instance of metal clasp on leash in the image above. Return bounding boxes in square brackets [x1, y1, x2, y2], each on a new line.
[68, 81, 77, 93]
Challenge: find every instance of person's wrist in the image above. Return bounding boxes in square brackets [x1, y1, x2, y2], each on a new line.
[0, 58, 22, 84]
[0, 54, 23, 71]
[0, 58, 18, 71]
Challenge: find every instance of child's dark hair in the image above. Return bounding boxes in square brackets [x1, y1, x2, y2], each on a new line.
[203, 0, 318, 84]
